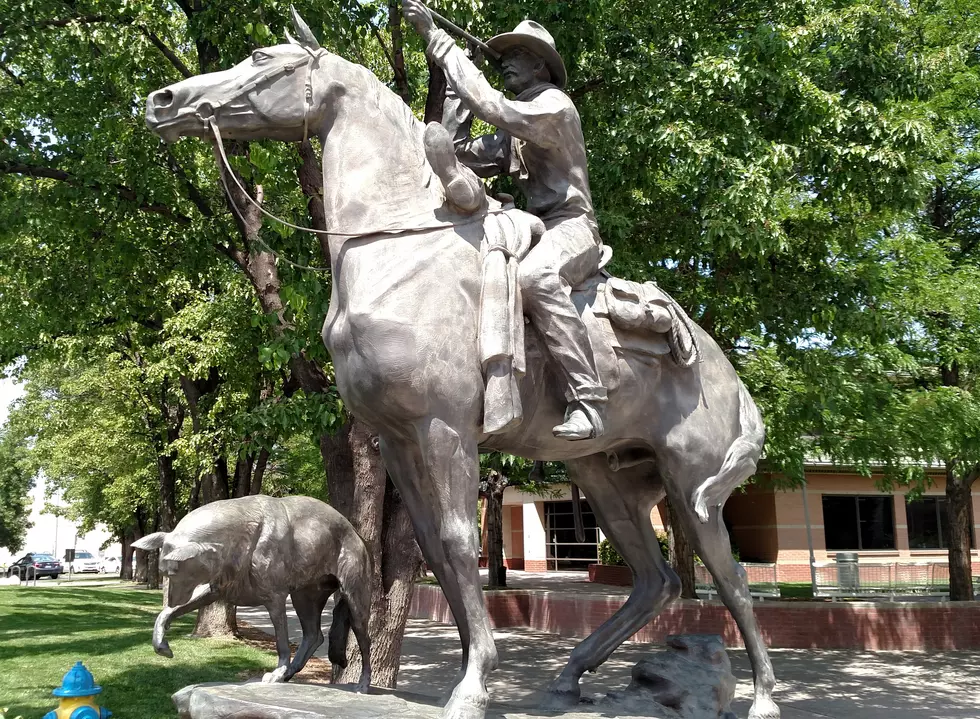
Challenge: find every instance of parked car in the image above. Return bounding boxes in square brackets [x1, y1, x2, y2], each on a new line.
[99, 556, 122, 574]
[5, 553, 62, 580]
[67, 550, 101, 574]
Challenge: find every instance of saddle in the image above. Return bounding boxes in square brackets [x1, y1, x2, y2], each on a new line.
[479, 206, 702, 434]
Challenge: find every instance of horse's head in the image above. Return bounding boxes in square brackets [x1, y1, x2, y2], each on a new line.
[146, 8, 327, 143]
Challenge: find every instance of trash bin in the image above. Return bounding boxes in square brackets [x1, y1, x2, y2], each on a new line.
[835, 552, 860, 591]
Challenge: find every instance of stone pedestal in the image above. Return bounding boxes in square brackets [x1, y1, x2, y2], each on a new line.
[174, 634, 737, 719]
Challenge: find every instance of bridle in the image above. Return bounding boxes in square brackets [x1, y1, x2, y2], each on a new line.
[203, 44, 503, 243]
[199, 43, 324, 144]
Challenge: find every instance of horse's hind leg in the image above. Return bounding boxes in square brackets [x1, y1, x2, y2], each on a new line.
[544, 454, 680, 708]
[664, 469, 779, 719]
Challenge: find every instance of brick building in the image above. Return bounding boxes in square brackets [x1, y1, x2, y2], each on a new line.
[494, 462, 980, 580]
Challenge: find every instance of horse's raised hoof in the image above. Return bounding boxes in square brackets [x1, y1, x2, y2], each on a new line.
[262, 666, 290, 683]
[153, 640, 174, 659]
[747, 696, 780, 719]
[441, 684, 489, 719]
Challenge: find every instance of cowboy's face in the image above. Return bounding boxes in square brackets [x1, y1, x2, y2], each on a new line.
[501, 47, 546, 94]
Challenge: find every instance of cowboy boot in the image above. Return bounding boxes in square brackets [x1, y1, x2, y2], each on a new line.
[423, 122, 484, 213]
[553, 399, 605, 441]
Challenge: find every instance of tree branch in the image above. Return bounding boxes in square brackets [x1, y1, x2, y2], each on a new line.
[569, 77, 605, 101]
[0, 160, 192, 224]
[0, 14, 130, 36]
[367, 20, 396, 77]
[165, 148, 214, 218]
[141, 27, 194, 79]
[0, 60, 23, 86]
[38, 15, 113, 29]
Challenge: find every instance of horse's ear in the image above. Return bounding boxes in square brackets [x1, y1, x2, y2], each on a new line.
[290, 5, 321, 50]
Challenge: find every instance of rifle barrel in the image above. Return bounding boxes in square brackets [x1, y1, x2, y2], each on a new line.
[429, 8, 502, 61]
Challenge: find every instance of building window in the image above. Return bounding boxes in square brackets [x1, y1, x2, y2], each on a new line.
[822, 495, 895, 551]
[907, 497, 975, 549]
[544, 500, 599, 571]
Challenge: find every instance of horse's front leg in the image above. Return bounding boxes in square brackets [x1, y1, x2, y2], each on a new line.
[380, 419, 495, 719]
[429, 419, 497, 719]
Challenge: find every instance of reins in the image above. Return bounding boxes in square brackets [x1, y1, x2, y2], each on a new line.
[203, 47, 505, 268]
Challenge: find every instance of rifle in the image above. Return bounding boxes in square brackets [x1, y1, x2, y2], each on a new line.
[427, 6, 502, 63]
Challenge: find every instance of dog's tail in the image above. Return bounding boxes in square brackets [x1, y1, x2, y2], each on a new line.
[691, 377, 766, 523]
[327, 596, 352, 668]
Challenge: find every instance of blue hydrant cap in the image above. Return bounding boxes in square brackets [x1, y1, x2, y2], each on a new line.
[52, 661, 102, 697]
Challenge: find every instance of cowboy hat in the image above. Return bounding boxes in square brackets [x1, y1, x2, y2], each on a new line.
[487, 20, 567, 89]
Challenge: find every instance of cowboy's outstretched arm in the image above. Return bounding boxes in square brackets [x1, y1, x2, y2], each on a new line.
[403, 0, 563, 148]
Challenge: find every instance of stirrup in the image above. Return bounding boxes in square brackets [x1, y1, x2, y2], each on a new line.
[423, 122, 484, 213]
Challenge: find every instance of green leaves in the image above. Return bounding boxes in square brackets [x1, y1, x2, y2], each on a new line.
[0, 429, 33, 552]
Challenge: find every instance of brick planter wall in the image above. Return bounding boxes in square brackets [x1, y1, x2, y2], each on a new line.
[588, 564, 633, 586]
[409, 584, 980, 650]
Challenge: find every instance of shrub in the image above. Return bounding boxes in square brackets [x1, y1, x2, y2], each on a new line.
[597, 531, 735, 567]
[597, 538, 625, 566]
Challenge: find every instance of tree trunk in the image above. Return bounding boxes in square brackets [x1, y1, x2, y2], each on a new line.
[946, 463, 977, 601]
[232, 452, 254, 498]
[193, 600, 239, 638]
[146, 549, 161, 590]
[249, 448, 270, 496]
[157, 451, 179, 534]
[663, 498, 698, 599]
[483, 471, 508, 589]
[120, 528, 135, 581]
[324, 415, 423, 689]
[134, 545, 148, 584]
[387, 0, 411, 103]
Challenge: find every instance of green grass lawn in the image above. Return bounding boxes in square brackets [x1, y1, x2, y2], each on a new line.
[777, 582, 815, 600]
[0, 585, 275, 718]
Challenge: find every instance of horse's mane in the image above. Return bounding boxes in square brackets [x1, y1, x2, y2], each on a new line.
[329, 51, 425, 142]
[314, 49, 442, 233]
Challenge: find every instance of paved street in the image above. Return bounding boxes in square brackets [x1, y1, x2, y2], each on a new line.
[238, 601, 980, 719]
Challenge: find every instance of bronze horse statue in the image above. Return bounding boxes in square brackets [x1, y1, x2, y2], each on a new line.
[145, 11, 779, 719]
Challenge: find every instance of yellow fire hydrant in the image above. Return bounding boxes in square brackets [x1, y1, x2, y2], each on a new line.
[43, 662, 112, 719]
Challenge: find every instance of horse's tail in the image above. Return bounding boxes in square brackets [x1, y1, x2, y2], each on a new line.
[328, 596, 352, 668]
[691, 377, 765, 523]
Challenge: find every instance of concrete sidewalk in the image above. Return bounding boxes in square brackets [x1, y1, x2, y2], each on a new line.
[237, 601, 980, 719]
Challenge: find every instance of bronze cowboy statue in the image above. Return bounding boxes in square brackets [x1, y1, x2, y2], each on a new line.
[144, 7, 780, 719]
[405, 0, 607, 441]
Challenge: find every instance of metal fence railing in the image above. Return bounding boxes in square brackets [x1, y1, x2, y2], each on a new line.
[695, 562, 780, 600]
[813, 561, 972, 600]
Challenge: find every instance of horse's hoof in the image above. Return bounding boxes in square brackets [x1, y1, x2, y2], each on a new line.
[748, 696, 780, 719]
[441, 684, 488, 719]
[539, 679, 581, 711]
[356, 670, 372, 694]
[154, 642, 174, 659]
[262, 667, 289, 683]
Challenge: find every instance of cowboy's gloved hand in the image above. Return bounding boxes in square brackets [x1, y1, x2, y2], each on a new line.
[402, 0, 435, 39]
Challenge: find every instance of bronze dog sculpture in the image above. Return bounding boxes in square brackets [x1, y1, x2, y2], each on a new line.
[133, 495, 372, 689]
